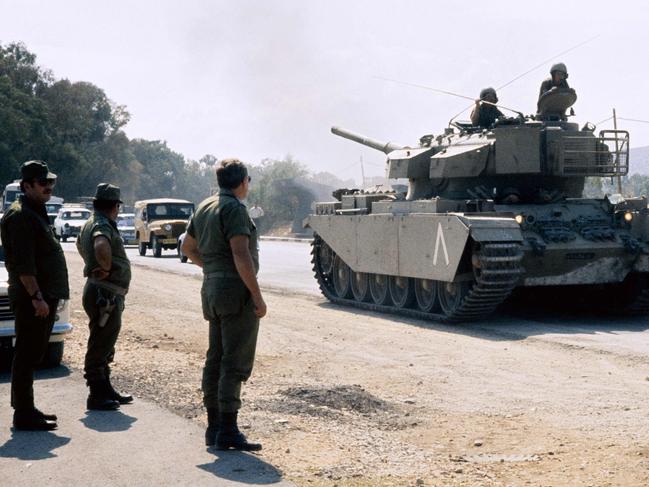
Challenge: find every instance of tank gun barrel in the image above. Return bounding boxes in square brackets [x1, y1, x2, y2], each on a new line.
[331, 126, 403, 154]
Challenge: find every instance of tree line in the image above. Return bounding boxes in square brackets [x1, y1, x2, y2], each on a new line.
[0, 42, 354, 231]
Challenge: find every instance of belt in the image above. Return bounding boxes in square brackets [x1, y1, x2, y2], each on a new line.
[204, 271, 241, 279]
[88, 278, 128, 296]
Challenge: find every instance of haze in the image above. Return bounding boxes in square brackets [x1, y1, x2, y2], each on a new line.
[1, 0, 647, 182]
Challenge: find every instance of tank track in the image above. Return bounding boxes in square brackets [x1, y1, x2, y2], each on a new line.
[311, 236, 523, 323]
[619, 275, 649, 315]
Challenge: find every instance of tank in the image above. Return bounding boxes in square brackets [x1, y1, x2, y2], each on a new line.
[304, 89, 649, 322]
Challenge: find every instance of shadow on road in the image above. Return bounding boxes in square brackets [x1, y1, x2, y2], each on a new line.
[198, 450, 284, 484]
[0, 365, 71, 383]
[317, 300, 649, 342]
[80, 410, 137, 432]
[0, 430, 71, 460]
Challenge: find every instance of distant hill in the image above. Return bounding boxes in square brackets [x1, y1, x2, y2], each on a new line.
[630, 146, 649, 174]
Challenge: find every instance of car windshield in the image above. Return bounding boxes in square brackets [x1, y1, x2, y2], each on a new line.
[46, 204, 62, 213]
[118, 215, 135, 227]
[62, 210, 90, 220]
[147, 203, 194, 220]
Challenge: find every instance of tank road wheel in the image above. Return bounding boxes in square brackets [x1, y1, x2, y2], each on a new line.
[438, 280, 472, 318]
[317, 241, 334, 275]
[414, 278, 438, 313]
[332, 255, 352, 298]
[369, 274, 391, 305]
[350, 271, 370, 302]
[389, 276, 415, 309]
[311, 235, 336, 297]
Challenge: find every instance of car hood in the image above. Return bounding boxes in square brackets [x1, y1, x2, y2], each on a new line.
[59, 219, 88, 226]
[148, 219, 188, 229]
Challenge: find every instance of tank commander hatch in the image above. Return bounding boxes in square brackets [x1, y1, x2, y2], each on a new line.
[470, 87, 503, 129]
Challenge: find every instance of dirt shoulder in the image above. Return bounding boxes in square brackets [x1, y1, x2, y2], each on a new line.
[63, 252, 649, 486]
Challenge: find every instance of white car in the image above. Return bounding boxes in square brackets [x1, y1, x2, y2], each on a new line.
[117, 213, 137, 246]
[53, 207, 91, 242]
[0, 246, 73, 368]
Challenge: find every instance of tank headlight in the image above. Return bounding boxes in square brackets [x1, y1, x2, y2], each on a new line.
[164, 224, 172, 231]
[514, 214, 524, 225]
[624, 211, 633, 222]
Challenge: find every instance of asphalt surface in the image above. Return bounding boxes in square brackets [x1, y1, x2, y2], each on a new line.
[0, 368, 293, 486]
[62, 239, 320, 296]
[61, 239, 649, 360]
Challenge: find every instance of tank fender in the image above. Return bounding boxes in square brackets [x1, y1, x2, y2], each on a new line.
[459, 216, 524, 243]
[305, 213, 472, 281]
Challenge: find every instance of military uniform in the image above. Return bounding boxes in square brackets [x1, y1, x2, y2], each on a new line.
[77, 183, 132, 410]
[187, 188, 259, 414]
[471, 104, 504, 129]
[0, 161, 68, 428]
[538, 77, 570, 102]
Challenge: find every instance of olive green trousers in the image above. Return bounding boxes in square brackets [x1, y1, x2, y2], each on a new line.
[201, 277, 259, 412]
[82, 281, 125, 383]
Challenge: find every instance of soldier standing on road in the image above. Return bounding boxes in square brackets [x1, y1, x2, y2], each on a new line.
[76, 183, 133, 411]
[182, 158, 265, 451]
[0, 161, 69, 431]
[470, 87, 503, 129]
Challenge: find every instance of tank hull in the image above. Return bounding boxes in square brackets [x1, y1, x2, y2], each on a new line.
[305, 197, 649, 322]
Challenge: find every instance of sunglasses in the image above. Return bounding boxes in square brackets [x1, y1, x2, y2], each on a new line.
[35, 178, 56, 187]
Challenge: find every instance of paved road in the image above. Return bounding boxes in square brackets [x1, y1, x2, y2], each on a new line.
[62, 240, 319, 296]
[0, 369, 293, 486]
[61, 240, 649, 362]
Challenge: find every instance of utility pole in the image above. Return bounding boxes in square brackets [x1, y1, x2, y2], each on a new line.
[613, 108, 622, 194]
[360, 155, 366, 188]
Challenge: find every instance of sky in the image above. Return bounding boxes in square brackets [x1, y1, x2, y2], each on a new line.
[1, 0, 648, 183]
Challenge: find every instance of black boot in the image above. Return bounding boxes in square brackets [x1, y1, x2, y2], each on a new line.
[33, 408, 58, 422]
[13, 409, 57, 431]
[87, 380, 120, 411]
[105, 370, 133, 405]
[205, 407, 219, 446]
[216, 412, 262, 451]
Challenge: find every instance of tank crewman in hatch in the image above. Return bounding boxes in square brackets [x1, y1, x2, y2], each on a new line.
[1, 160, 69, 431]
[538, 62, 570, 102]
[182, 158, 265, 451]
[470, 87, 503, 129]
[76, 183, 133, 411]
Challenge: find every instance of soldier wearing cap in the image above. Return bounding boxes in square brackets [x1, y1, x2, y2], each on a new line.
[0, 160, 68, 430]
[538, 62, 570, 102]
[76, 183, 132, 411]
[182, 158, 265, 451]
[471, 87, 503, 129]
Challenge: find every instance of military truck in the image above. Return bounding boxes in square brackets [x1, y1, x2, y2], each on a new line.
[134, 198, 194, 257]
[305, 89, 649, 322]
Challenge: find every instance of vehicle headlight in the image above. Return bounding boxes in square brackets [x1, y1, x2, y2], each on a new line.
[164, 224, 172, 231]
[64, 223, 69, 227]
[624, 211, 633, 222]
[514, 214, 524, 225]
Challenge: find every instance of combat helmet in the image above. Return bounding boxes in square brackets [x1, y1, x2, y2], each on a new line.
[479, 87, 498, 102]
[550, 62, 568, 78]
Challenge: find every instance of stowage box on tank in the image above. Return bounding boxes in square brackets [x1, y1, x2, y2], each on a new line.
[305, 89, 649, 322]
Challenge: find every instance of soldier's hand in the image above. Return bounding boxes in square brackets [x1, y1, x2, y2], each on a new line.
[253, 296, 267, 318]
[33, 299, 50, 318]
